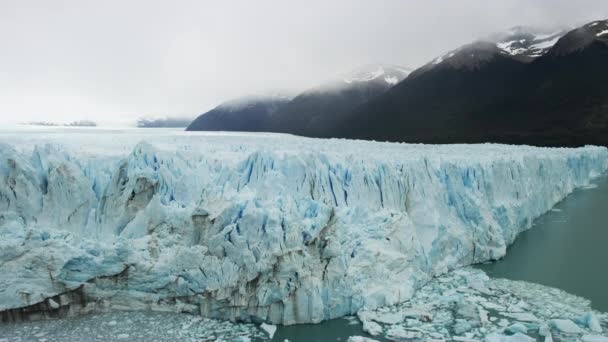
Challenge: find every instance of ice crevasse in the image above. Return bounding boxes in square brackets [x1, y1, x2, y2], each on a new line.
[0, 133, 606, 325]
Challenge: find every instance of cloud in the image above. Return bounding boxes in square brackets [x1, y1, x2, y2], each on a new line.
[0, 0, 606, 125]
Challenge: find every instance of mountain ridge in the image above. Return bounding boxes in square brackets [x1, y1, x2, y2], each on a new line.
[329, 19, 608, 147]
[186, 64, 411, 133]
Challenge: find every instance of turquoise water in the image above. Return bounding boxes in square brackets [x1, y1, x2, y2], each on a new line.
[478, 175, 608, 312]
[272, 316, 381, 342]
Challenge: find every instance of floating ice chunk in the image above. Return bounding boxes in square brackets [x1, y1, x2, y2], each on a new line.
[453, 336, 478, 341]
[582, 184, 599, 189]
[506, 323, 529, 334]
[260, 323, 277, 339]
[362, 320, 383, 336]
[485, 333, 536, 342]
[478, 306, 489, 325]
[361, 310, 404, 324]
[501, 312, 539, 322]
[577, 312, 603, 333]
[550, 319, 583, 334]
[386, 325, 422, 339]
[482, 302, 506, 311]
[343, 315, 360, 325]
[582, 335, 608, 342]
[485, 332, 535, 342]
[538, 324, 550, 336]
[348, 337, 380, 342]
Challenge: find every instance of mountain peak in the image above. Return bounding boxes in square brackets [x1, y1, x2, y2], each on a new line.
[491, 27, 567, 59]
[548, 19, 608, 56]
[341, 64, 412, 86]
[416, 26, 570, 76]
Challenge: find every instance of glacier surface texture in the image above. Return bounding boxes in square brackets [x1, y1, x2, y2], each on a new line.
[0, 129, 606, 324]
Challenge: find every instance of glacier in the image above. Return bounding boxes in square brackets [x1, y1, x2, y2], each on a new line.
[0, 128, 607, 325]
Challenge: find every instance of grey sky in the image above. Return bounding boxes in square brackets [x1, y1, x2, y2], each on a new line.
[1, 0, 606, 126]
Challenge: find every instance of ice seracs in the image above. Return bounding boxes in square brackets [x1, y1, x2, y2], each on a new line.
[0, 129, 607, 325]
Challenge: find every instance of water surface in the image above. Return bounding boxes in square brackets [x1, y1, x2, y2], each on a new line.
[478, 175, 608, 311]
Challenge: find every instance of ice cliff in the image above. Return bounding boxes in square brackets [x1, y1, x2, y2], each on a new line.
[0, 130, 606, 324]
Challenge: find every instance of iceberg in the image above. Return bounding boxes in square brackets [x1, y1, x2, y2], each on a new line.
[0, 129, 606, 324]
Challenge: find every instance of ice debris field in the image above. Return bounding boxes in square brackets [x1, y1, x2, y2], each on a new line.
[355, 267, 608, 342]
[2, 268, 607, 341]
[0, 128, 607, 339]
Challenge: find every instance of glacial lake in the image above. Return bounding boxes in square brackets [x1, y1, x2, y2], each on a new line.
[477, 174, 608, 312]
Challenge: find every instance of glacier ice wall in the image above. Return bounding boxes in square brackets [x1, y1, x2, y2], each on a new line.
[0, 130, 606, 324]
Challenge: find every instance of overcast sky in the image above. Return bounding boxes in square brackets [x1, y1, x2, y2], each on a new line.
[1, 0, 606, 126]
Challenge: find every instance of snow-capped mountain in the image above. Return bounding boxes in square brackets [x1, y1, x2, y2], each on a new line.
[264, 64, 412, 137]
[188, 19, 608, 146]
[187, 64, 411, 135]
[492, 26, 567, 59]
[330, 19, 608, 147]
[418, 27, 568, 75]
[549, 19, 608, 56]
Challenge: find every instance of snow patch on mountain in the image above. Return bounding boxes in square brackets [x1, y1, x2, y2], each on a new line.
[0, 129, 606, 325]
[430, 51, 457, 66]
[342, 64, 411, 85]
[492, 28, 566, 58]
[419, 26, 568, 74]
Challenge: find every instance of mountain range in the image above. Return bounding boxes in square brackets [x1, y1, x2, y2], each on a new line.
[186, 65, 411, 134]
[188, 19, 608, 147]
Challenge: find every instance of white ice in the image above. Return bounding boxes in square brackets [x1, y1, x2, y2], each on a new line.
[357, 267, 608, 341]
[0, 127, 606, 325]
